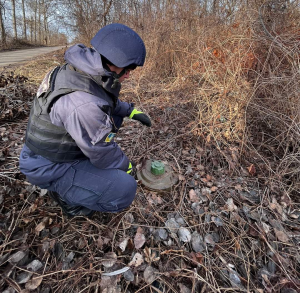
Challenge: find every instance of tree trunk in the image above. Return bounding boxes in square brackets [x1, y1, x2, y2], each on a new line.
[34, 0, 37, 43]
[38, 0, 41, 43]
[11, 0, 17, 39]
[30, 16, 33, 42]
[42, 0, 48, 45]
[22, 0, 27, 40]
[0, 2, 7, 47]
[103, 0, 113, 26]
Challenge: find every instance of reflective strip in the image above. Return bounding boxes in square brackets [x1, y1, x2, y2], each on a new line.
[129, 108, 143, 119]
[127, 162, 132, 173]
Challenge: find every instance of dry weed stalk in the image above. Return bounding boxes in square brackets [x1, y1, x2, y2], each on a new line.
[135, 1, 299, 196]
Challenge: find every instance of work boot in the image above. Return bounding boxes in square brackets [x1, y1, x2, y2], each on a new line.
[48, 191, 95, 218]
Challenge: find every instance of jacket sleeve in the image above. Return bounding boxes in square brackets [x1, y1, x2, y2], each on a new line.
[50, 93, 130, 171]
[113, 99, 135, 117]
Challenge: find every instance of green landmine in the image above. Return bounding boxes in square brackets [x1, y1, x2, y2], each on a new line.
[137, 159, 178, 191]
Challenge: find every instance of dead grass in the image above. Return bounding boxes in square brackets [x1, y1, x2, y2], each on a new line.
[0, 100, 299, 292]
[132, 1, 300, 198]
[11, 48, 66, 85]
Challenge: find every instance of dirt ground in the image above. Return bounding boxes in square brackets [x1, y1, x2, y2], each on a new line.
[0, 50, 299, 293]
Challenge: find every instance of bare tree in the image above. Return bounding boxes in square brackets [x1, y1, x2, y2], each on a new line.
[11, 0, 17, 39]
[61, 0, 114, 44]
[34, 0, 37, 43]
[38, 0, 41, 43]
[42, 0, 48, 44]
[22, 0, 27, 40]
[103, 0, 113, 26]
[30, 16, 33, 42]
[0, 0, 7, 47]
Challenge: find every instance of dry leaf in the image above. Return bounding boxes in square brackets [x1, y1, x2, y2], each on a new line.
[134, 228, 146, 249]
[128, 253, 144, 267]
[144, 266, 158, 284]
[9, 251, 27, 264]
[27, 259, 43, 272]
[100, 275, 118, 290]
[29, 203, 38, 213]
[261, 273, 270, 283]
[197, 164, 205, 170]
[191, 232, 205, 252]
[226, 198, 237, 211]
[274, 228, 289, 243]
[211, 186, 218, 192]
[235, 240, 241, 250]
[149, 193, 163, 205]
[118, 238, 129, 252]
[248, 164, 256, 176]
[102, 252, 117, 268]
[144, 247, 160, 263]
[270, 198, 283, 215]
[190, 252, 203, 264]
[35, 217, 50, 234]
[178, 283, 192, 293]
[22, 218, 33, 224]
[97, 236, 110, 249]
[204, 234, 215, 246]
[262, 222, 270, 234]
[25, 277, 43, 290]
[178, 174, 185, 181]
[35, 222, 46, 233]
[178, 227, 191, 242]
[189, 189, 199, 203]
[78, 238, 86, 249]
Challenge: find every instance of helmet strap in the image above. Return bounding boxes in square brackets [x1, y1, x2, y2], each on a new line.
[111, 69, 126, 89]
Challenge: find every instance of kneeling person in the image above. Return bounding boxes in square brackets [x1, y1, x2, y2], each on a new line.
[19, 23, 151, 217]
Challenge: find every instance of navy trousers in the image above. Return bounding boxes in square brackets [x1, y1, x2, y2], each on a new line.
[47, 115, 137, 212]
[47, 160, 137, 212]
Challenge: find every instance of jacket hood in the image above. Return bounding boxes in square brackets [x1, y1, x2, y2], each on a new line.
[64, 44, 121, 97]
[65, 44, 110, 76]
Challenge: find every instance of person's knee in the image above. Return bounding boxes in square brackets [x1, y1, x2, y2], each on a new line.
[98, 172, 137, 212]
[119, 175, 137, 208]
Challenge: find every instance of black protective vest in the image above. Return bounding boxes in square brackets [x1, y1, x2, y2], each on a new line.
[25, 64, 117, 162]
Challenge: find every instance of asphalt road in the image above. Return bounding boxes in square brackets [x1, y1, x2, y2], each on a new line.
[0, 46, 66, 67]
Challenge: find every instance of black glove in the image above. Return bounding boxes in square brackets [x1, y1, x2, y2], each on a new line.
[126, 161, 136, 176]
[129, 109, 151, 127]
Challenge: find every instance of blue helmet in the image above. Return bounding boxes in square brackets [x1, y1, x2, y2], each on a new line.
[91, 23, 146, 68]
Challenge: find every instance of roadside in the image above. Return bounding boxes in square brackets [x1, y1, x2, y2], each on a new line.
[0, 39, 45, 52]
[0, 46, 67, 68]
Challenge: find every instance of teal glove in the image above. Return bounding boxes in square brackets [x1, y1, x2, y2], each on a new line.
[129, 109, 151, 127]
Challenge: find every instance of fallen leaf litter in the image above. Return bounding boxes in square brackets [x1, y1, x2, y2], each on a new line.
[0, 69, 299, 292]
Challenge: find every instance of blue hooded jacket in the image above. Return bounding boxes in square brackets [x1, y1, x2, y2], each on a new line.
[19, 44, 134, 187]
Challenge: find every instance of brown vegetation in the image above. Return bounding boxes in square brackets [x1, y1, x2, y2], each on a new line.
[128, 0, 300, 198]
[0, 0, 299, 292]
